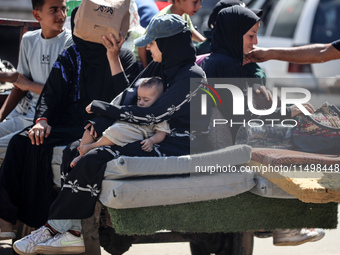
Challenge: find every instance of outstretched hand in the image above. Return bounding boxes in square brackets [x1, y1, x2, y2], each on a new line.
[243, 47, 269, 65]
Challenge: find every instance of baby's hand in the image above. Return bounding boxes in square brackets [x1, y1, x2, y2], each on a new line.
[141, 138, 154, 152]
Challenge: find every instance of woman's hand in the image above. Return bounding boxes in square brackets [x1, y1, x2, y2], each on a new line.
[253, 84, 273, 102]
[86, 102, 93, 114]
[28, 120, 51, 145]
[290, 102, 315, 118]
[102, 32, 124, 58]
[141, 138, 154, 152]
[84, 123, 98, 139]
[102, 32, 125, 76]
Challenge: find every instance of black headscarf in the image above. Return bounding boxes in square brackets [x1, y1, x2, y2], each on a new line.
[155, 28, 196, 85]
[211, 6, 260, 64]
[67, 6, 138, 104]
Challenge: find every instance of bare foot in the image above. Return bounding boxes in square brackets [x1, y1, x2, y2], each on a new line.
[70, 155, 82, 168]
[78, 144, 93, 156]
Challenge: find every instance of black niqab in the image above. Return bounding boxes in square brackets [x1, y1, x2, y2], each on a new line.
[71, 6, 108, 67]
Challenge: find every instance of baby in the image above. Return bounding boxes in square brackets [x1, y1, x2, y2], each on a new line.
[70, 77, 169, 167]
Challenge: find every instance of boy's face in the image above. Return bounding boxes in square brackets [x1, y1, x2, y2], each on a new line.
[33, 0, 67, 38]
[137, 86, 161, 108]
[177, 0, 202, 16]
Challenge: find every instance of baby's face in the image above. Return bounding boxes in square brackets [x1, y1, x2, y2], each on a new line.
[137, 86, 161, 108]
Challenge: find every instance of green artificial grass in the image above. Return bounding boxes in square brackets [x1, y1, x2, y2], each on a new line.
[108, 192, 338, 235]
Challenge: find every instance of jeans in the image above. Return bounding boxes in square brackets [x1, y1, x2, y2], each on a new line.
[0, 110, 33, 162]
[48, 219, 82, 233]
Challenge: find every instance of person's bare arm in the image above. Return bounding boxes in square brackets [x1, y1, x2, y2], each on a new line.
[0, 72, 44, 121]
[13, 73, 44, 95]
[0, 87, 26, 121]
[244, 43, 340, 64]
[191, 28, 206, 43]
[0, 71, 18, 83]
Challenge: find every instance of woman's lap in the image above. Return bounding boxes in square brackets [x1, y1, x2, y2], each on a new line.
[50, 136, 190, 220]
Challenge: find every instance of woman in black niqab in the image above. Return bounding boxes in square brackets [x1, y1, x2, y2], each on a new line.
[46, 15, 209, 223]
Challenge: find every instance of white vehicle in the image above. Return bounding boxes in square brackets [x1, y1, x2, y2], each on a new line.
[247, 0, 340, 107]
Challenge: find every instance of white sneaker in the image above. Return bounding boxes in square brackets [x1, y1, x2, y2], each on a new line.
[304, 228, 325, 242]
[273, 228, 320, 246]
[34, 231, 85, 254]
[13, 226, 53, 255]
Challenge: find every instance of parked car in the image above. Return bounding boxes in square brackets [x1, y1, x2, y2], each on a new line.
[247, 0, 340, 107]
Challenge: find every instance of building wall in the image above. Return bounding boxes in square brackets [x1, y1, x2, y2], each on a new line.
[0, 0, 34, 21]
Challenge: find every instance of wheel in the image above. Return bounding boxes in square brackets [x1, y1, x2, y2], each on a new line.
[190, 232, 254, 255]
[99, 226, 134, 255]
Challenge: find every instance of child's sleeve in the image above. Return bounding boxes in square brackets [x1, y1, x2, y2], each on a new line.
[16, 36, 31, 78]
[154, 121, 171, 134]
[182, 13, 195, 32]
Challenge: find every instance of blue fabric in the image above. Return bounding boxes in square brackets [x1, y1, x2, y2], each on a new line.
[134, 14, 188, 47]
[48, 219, 81, 233]
[135, 0, 159, 28]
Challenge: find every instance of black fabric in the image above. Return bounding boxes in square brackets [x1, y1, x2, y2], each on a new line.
[195, 30, 213, 55]
[0, 132, 57, 227]
[210, 6, 260, 64]
[0, 34, 139, 228]
[203, 6, 290, 142]
[50, 136, 190, 219]
[332, 39, 340, 51]
[89, 61, 163, 136]
[156, 28, 196, 85]
[208, 0, 245, 29]
[49, 27, 209, 220]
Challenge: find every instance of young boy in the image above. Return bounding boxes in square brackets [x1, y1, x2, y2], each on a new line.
[0, 0, 73, 161]
[0, 0, 72, 240]
[139, 0, 206, 68]
[159, 0, 205, 42]
[70, 77, 170, 167]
